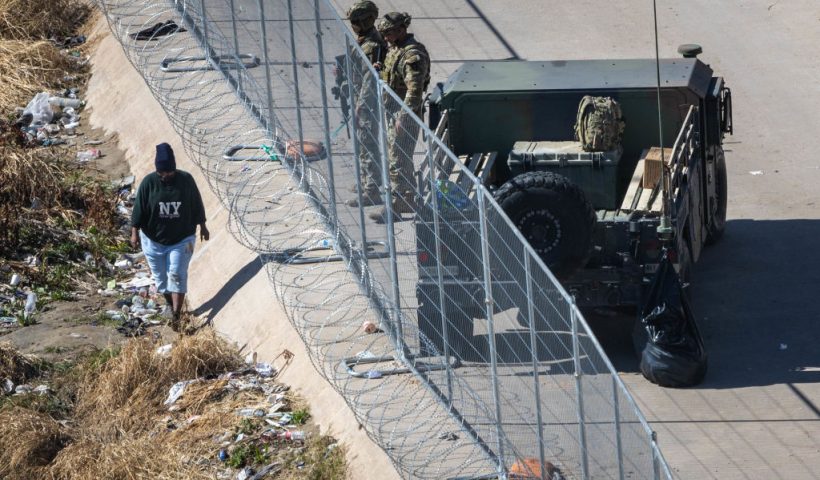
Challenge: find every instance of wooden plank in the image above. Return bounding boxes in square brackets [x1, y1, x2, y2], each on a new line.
[477, 152, 497, 186]
[636, 188, 654, 212]
[620, 158, 646, 211]
[433, 110, 448, 138]
[642, 147, 673, 190]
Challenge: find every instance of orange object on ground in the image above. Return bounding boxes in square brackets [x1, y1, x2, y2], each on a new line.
[285, 140, 326, 162]
[509, 458, 563, 479]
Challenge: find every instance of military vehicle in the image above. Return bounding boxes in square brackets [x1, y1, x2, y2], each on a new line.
[415, 45, 732, 354]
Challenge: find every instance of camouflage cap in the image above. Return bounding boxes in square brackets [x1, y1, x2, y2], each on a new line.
[377, 11, 411, 32]
[347, 1, 378, 21]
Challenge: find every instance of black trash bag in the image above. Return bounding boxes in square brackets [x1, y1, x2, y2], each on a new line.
[634, 251, 707, 387]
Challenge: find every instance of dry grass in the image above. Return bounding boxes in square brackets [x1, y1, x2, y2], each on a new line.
[61, 330, 276, 479]
[50, 437, 206, 480]
[0, 330, 348, 479]
[0, 39, 79, 113]
[75, 330, 243, 438]
[0, 0, 90, 41]
[0, 341, 40, 383]
[0, 145, 119, 254]
[0, 147, 66, 208]
[167, 329, 244, 380]
[0, 407, 71, 479]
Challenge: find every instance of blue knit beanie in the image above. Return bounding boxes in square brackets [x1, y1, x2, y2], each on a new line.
[155, 142, 176, 171]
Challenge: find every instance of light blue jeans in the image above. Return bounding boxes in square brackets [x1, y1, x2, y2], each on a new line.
[140, 231, 195, 294]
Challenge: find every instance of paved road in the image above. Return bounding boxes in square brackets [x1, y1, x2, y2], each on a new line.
[341, 1, 820, 478]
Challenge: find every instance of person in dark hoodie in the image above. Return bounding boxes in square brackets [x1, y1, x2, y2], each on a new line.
[130, 143, 208, 327]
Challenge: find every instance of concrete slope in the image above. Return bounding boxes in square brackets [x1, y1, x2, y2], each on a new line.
[85, 17, 399, 480]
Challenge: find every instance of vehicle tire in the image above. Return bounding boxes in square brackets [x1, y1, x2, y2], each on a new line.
[493, 172, 596, 279]
[705, 149, 727, 245]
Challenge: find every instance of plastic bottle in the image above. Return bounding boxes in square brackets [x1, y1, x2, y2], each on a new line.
[24, 292, 37, 319]
[48, 96, 84, 108]
[277, 430, 306, 441]
[435, 180, 471, 211]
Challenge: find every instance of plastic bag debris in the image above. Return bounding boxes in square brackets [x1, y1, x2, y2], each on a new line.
[2, 378, 14, 394]
[33, 384, 51, 395]
[634, 251, 707, 388]
[236, 467, 253, 480]
[254, 362, 274, 377]
[0, 317, 18, 327]
[156, 344, 173, 356]
[105, 310, 125, 322]
[237, 407, 266, 417]
[14, 384, 33, 395]
[164, 380, 197, 406]
[23, 92, 53, 127]
[24, 292, 37, 319]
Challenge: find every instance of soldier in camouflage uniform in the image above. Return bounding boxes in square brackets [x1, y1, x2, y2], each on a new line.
[369, 11, 430, 223]
[345, 1, 387, 207]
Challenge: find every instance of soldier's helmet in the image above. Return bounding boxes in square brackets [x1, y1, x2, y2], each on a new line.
[377, 11, 411, 33]
[347, 1, 379, 28]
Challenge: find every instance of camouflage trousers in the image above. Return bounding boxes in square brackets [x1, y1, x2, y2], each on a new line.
[355, 112, 382, 193]
[386, 111, 421, 199]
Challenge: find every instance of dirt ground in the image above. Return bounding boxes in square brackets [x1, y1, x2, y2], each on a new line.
[0, 102, 179, 364]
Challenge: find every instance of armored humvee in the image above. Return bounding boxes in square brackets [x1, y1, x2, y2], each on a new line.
[415, 46, 732, 353]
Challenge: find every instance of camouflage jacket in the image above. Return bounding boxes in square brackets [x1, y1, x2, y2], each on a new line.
[381, 34, 430, 113]
[353, 27, 386, 112]
[357, 27, 386, 66]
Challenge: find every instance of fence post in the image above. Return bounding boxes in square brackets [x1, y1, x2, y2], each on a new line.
[524, 252, 547, 480]
[651, 431, 661, 480]
[426, 134, 453, 400]
[344, 38, 370, 281]
[376, 83, 406, 357]
[256, 0, 276, 137]
[313, 0, 338, 225]
[198, 0, 210, 59]
[477, 188, 506, 479]
[570, 298, 589, 480]
[613, 376, 625, 480]
[286, 0, 305, 150]
[524, 253, 547, 480]
[228, 0, 242, 94]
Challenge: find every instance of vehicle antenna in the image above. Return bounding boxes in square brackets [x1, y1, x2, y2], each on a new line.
[653, 0, 673, 241]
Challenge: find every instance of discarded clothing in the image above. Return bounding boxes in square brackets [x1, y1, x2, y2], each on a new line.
[129, 20, 187, 40]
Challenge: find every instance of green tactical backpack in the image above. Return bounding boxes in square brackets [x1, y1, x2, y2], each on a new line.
[574, 96, 625, 152]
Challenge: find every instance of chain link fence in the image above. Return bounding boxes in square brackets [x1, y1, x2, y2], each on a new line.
[95, 0, 675, 478]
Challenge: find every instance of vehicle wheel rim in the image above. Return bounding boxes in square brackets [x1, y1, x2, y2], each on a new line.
[518, 209, 561, 255]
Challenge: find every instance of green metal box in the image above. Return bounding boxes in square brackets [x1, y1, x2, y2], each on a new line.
[508, 141, 622, 210]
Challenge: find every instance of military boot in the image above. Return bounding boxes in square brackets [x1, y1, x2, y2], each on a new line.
[368, 193, 416, 224]
[345, 185, 383, 207]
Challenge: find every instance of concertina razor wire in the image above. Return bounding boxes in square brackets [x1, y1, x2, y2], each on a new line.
[94, 0, 675, 479]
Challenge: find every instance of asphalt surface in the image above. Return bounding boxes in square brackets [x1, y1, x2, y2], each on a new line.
[323, 0, 820, 478]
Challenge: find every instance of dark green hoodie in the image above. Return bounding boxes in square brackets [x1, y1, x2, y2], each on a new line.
[131, 170, 206, 245]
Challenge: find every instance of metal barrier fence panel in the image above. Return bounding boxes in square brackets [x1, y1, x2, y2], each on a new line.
[95, 0, 676, 478]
